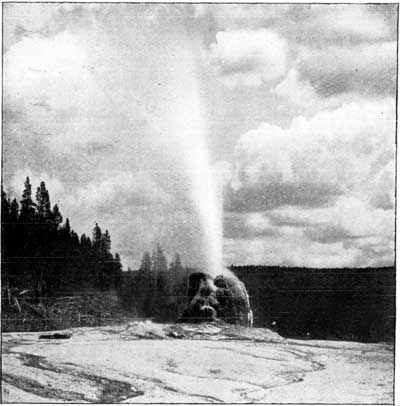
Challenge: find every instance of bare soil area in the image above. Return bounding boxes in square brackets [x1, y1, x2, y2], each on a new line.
[1, 322, 394, 403]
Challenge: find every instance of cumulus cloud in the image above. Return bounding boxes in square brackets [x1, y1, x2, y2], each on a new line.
[201, 4, 396, 44]
[3, 31, 118, 153]
[310, 5, 394, 41]
[209, 29, 287, 87]
[270, 196, 394, 240]
[297, 42, 396, 96]
[273, 196, 394, 266]
[224, 232, 366, 268]
[281, 4, 397, 46]
[224, 195, 394, 268]
[272, 69, 319, 109]
[64, 171, 173, 215]
[271, 68, 358, 115]
[369, 160, 395, 210]
[204, 4, 396, 97]
[195, 4, 291, 31]
[224, 212, 280, 240]
[226, 99, 395, 213]
[222, 98, 395, 267]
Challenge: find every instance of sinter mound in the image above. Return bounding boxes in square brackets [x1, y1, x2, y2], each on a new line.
[178, 272, 253, 327]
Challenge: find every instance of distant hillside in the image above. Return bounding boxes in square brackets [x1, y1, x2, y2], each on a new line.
[231, 265, 395, 342]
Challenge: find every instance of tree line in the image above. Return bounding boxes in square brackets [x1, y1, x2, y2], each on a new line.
[2, 176, 192, 323]
[1, 177, 123, 300]
[233, 265, 395, 342]
[119, 246, 192, 321]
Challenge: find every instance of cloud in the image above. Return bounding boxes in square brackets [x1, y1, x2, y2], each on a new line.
[271, 196, 394, 240]
[5, 32, 90, 108]
[222, 97, 395, 265]
[272, 69, 320, 109]
[224, 195, 394, 267]
[224, 212, 280, 240]
[195, 4, 292, 31]
[204, 5, 396, 96]
[225, 99, 395, 213]
[297, 42, 396, 96]
[369, 159, 395, 210]
[3, 31, 117, 153]
[275, 196, 394, 265]
[209, 29, 287, 87]
[225, 182, 341, 212]
[201, 4, 396, 44]
[64, 171, 173, 215]
[224, 234, 365, 268]
[304, 4, 396, 43]
[271, 68, 357, 115]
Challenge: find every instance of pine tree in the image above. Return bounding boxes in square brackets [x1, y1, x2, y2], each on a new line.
[9, 199, 19, 222]
[3, 197, 19, 289]
[20, 177, 36, 221]
[171, 253, 183, 272]
[1, 188, 11, 287]
[1, 188, 10, 250]
[92, 223, 102, 252]
[170, 253, 188, 319]
[101, 230, 113, 289]
[113, 252, 123, 288]
[51, 204, 63, 229]
[17, 178, 37, 289]
[64, 218, 71, 234]
[1, 187, 10, 221]
[152, 244, 168, 274]
[34, 181, 53, 294]
[36, 181, 51, 220]
[92, 223, 107, 289]
[140, 251, 152, 272]
[102, 230, 111, 255]
[79, 233, 93, 286]
[137, 251, 153, 316]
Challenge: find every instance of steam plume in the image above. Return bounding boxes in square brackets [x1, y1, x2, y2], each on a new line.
[135, 19, 223, 276]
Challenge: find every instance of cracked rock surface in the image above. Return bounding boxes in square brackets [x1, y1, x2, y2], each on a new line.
[1, 322, 394, 403]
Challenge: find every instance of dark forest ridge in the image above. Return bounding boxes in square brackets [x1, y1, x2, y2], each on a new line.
[232, 265, 395, 342]
[230, 265, 394, 271]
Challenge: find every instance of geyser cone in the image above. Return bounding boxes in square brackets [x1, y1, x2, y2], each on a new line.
[179, 270, 253, 327]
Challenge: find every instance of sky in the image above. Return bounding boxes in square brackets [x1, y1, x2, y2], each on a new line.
[3, 3, 397, 269]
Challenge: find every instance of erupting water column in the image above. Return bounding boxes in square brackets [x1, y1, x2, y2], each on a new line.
[135, 13, 251, 325]
[137, 19, 224, 277]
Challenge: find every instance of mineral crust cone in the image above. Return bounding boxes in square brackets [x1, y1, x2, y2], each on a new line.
[178, 272, 253, 327]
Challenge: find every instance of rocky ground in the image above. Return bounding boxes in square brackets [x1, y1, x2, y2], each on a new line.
[1, 321, 394, 403]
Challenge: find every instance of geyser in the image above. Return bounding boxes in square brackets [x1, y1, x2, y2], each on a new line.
[164, 56, 223, 277]
[134, 18, 224, 276]
[133, 10, 252, 325]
